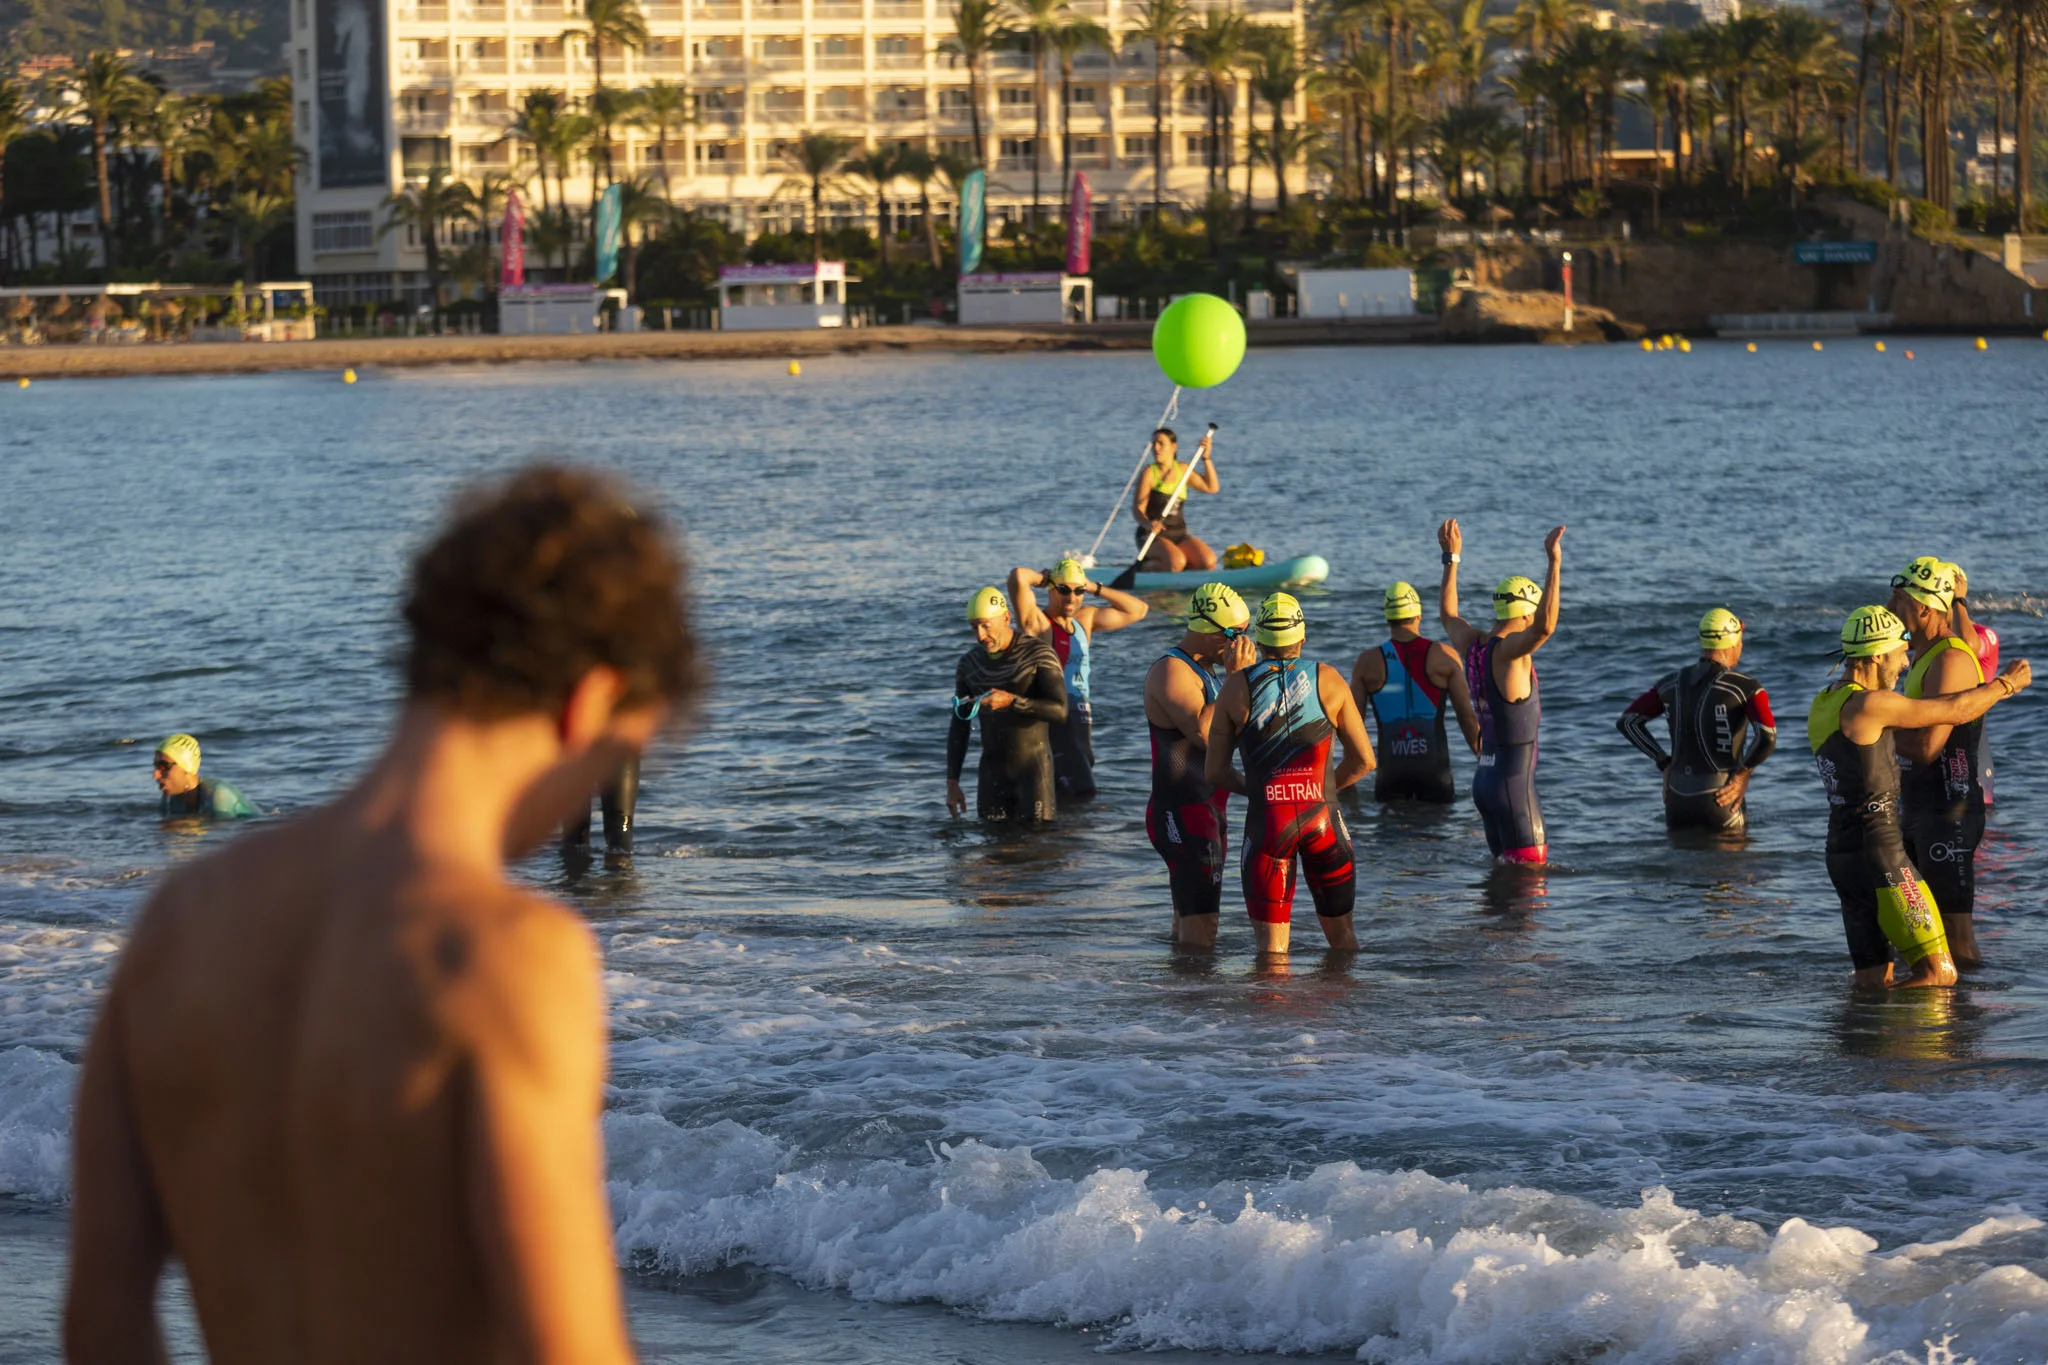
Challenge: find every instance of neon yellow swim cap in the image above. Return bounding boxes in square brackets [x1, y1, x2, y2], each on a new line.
[966, 586, 1009, 622]
[1187, 582, 1249, 635]
[1493, 576, 1541, 621]
[1894, 556, 1954, 612]
[1383, 581, 1422, 622]
[1842, 604, 1909, 658]
[1940, 561, 1966, 599]
[1254, 592, 1306, 648]
[156, 733, 201, 773]
[1699, 607, 1744, 651]
[1049, 558, 1087, 587]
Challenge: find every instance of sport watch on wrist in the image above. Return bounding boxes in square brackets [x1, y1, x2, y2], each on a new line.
[1442, 551, 1460, 565]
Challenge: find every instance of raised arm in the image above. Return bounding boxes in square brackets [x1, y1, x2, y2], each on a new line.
[1436, 518, 1480, 653]
[1895, 646, 1984, 763]
[460, 903, 636, 1365]
[1203, 672, 1248, 796]
[1081, 581, 1150, 633]
[1007, 567, 1051, 638]
[1850, 660, 2030, 741]
[1500, 525, 1565, 660]
[1322, 663, 1376, 790]
[64, 981, 172, 1365]
[1183, 430, 1219, 494]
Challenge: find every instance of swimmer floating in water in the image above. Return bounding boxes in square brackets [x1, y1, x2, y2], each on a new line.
[947, 587, 1068, 823]
[1617, 608, 1777, 832]
[1808, 604, 2028, 989]
[152, 733, 258, 820]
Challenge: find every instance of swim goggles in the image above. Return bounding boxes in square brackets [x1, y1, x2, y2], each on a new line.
[1192, 606, 1247, 639]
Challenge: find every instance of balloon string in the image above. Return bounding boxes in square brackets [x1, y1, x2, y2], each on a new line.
[1082, 386, 1181, 568]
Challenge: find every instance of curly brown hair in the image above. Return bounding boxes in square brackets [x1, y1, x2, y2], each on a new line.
[404, 466, 702, 719]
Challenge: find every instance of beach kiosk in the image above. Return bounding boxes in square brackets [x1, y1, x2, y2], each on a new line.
[957, 272, 1092, 326]
[717, 262, 849, 330]
[1293, 268, 1416, 319]
[500, 284, 636, 335]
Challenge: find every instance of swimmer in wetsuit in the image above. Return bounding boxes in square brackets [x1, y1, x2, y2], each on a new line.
[1436, 520, 1564, 865]
[1947, 563, 1998, 806]
[1143, 582, 1255, 947]
[1617, 608, 1777, 832]
[152, 733, 259, 820]
[1208, 594, 1375, 956]
[562, 757, 639, 854]
[1008, 557, 1150, 799]
[947, 586, 1068, 823]
[1132, 427, 1220, 573]
[1350, 581, 1480, 803]
[1886, 560, 1990, 968]
[1807, 604, 2028, 989]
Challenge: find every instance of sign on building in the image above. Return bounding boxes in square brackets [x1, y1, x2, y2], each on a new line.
[1792, 241, 1879, 265]
[317, 0, 388, 188]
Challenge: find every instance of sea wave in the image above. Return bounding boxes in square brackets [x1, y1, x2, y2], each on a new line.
[607, 1116, 2048, 1363]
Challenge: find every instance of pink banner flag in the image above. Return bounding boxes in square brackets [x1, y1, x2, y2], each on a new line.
[1064, 172, 1091, 276]
[501, 188, 526, 288]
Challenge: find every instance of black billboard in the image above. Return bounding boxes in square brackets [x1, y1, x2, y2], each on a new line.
[316, 0, 388, 189]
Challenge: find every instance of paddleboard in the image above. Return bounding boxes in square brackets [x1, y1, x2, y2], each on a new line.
[1125, 555, 1330, 593]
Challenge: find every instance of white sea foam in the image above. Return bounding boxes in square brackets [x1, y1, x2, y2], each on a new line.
[607, 1119, 2048, 1363]
[0, 1046, 74, 1201]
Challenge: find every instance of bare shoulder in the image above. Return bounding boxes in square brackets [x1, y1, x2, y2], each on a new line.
[432, 886, 602, 1023]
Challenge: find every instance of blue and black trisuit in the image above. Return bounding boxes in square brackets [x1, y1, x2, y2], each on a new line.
[1364, 637, 1456, 803]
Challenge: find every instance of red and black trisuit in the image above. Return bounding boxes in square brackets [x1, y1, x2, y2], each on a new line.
[1234, 657, 1356, 924]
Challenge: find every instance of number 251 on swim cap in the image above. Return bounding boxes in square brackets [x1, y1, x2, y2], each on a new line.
[1152, 293, 1247, 389]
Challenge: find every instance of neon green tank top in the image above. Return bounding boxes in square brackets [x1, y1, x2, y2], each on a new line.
[1902, 635, 1982, 699]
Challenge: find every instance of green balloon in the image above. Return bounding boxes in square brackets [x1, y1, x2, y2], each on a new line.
[1151, 293, 1247, 389]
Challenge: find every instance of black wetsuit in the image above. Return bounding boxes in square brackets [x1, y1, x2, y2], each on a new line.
[1618, 659, 1777, 831]
[949, 635, 1067, 822]
[1466, 638, 1545, 862]
[564, 757, 639, 853]
[1147, 647, 1227, 916]
[1899, 637, 1987, 925]
[1809, 683, 1946, 971]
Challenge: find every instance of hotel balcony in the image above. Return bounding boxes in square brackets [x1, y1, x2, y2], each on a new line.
[694, 56, 747, 74]
[642, 1, 685, 18]
[817, 105, 866, 122]
[460, 3, 507, 18]
[756, 106, 803, 122]
[874, 51, 924, 69]
[398, 4, 451, 21]
[755, 53, 804, 70]
[873, 0, 923, 13]
[399, 58, 454, 81]
[814, 0, 864, 15]
[873, 105, 927, 122]
[398, 109, 453, 131]
[814, 54, 865, 70]
[514, 56, 567, 73]
[639, 54, 688, 73]
[752, 0, 803, 21]
[693, 0, 742, 17]
[463, 55, 510, 74]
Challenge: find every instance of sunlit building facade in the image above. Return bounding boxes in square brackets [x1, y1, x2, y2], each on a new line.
[287, 0, 1304, 302]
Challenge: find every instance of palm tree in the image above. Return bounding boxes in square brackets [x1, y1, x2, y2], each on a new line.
[942, 0, 1008, 167]
[612, 175, 668, 299]
[627, 80, 694, 201]
[135, 89, 197, 248]
[67, 51, 151, 274]
[844, 143, 904, 284]
[225, 189, 293, 287]
[503, 89, 570, 214]
[780, 131, 854, 264]
[1441, 0, 1505, 104]
[1718, 11, 1776, 196]
[1009, 0, 1072, 219]
[1124, 0, 1190, 220]
[0, 79, 32, 279]
[1509, 0, 1586, 59]
[1181, 9, 1248, 196]
[1770, 6, 1843, 204]
[1991, 0, 2047, 223]
[1246, 25, 1303, 214]
[528, 208, 575, 278]
[897, 146, 946, 268]
[561, 0, 647, 190]
[1051, 18, 1110, 193]
[380, 167, 478, 309]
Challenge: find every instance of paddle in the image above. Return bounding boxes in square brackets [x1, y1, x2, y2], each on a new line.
[1108, 423, 1217, 591]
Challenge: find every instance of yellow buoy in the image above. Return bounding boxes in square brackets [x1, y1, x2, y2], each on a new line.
[1677, 338, 1692, 353]
[1874, 341, 1886, 352]
[1974, 336, 1988, 350]
[1812, 340, 1823, 351]
[788, 360, 801, 376]
[1640, 338, 1654, 352]
[342, 368, 357, 384]
[14, 377, 26, 389]
[1745, 342, 1757, 353]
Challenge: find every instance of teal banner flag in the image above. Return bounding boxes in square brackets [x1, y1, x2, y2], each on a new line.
[957, 169, 985, 276]
[595, 183, 623, 283]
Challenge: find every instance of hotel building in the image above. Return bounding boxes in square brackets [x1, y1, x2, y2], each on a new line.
[287, 0, 1305, 303]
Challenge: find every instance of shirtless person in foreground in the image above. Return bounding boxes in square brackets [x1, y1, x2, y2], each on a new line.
[66, 467, 702, 1365]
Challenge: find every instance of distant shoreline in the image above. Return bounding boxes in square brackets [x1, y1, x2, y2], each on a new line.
[0, 318, 1443, 381]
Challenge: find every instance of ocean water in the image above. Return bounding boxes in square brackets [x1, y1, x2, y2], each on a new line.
[3, 341, 2047, 1363]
